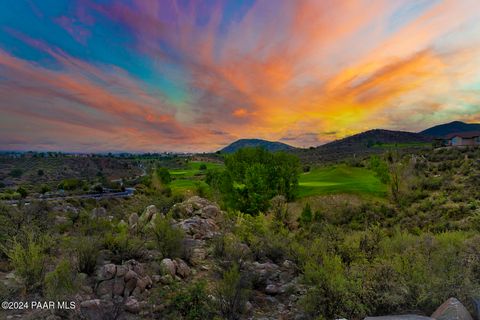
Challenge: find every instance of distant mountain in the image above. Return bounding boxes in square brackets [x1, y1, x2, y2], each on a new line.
[220, 139, 295, 153]
[321, 129, 432, 149]
[294, 129, 432, 163]
[420, 121, 480, 137]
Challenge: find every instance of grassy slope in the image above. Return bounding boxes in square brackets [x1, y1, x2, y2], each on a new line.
[298, 165, 387, 198]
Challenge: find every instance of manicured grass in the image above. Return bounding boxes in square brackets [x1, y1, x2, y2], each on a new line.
[169, 161, 222, 193]
[298, 165, 387, 198]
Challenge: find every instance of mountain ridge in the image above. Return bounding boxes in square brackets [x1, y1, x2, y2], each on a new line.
[220, 138, 295, 153]
[420, 121, 480, 137]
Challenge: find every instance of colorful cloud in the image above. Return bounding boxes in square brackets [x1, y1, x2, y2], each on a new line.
[1, 0, 480, 152]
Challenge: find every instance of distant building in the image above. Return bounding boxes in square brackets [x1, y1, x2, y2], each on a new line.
[445, 131, 480, 146]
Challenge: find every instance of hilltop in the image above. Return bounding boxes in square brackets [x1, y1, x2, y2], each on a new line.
[420, 120, 480, 137]
[220, 138, 295, 153]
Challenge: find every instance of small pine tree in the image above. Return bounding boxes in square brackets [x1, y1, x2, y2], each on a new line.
[299, 203, 313, 226]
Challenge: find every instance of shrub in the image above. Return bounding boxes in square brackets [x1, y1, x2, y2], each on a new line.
[104, 221, 144, 263]
[74, 237, 99, 275]
[162, 281, 215, 319]
[213, 233, 250, 267]
[215, 264, 250, 320]
[3, 233, 47, 291]
[44, 259, 77, 299]
[300, 256, 364, 319]
[17, 187, 28, 199]
[151, 215, 184, 259]
[199, 164, 207, 170]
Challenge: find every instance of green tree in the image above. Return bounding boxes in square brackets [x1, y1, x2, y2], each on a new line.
[210, 148, 300, 214]
[299, 203, 313, 226]
[156, 167, 172, 184]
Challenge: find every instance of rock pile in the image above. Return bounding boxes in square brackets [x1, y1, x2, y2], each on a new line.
[80, 260, 152, 318]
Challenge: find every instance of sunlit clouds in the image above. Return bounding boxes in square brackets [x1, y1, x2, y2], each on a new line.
[1, 0, 480, 152]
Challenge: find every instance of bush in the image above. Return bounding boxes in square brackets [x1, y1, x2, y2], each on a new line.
[74, 237, 99, 275]
[151, 215, 184, 259]
[300, 256, 364, 319]
[17, 187, 28, 199]
[44, 259, 77, 299]
[3, 233, 47, 291]
[213, 233, 250, 267]
[160, 281, 215, 319]
[215, 264, 250, 320]
[104, 221, 144, 263]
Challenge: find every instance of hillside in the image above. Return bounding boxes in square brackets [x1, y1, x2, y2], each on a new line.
[421, 120, 480, 137]
[295, 129, 432, 163]
[220, 138, 295, 153]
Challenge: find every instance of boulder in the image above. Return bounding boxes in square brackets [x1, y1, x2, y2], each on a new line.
[171, 196, 220, 219]
[124, 297, 140, 314]
[139, 205, 158, 226]
[91, 207, 107, 219]
[431, 298, 473, 320]
[190, 248, 207, 265]
[136, 275, 153, 293]
[365, 316, 434, 320]
[265, 284, 280, 295]
[174, 258, 191, 278]
[115, 265, 128, 278]
[124, 278, 137, 297]
[54, 215, 69, 225]
[121, 259, 146, 277]
[160, 258, 176, 276]
[97, 264, 116, 281]
[80, 299, 114, 320]
[128, 212, 139, 229]
[96, 279, 114, 298]
[177, 216, 218, 239]
[472, 298, 480, 320]
[199, 204, 221, 219]
[112, 277, 125, 297]
[124, 270, 138, 283]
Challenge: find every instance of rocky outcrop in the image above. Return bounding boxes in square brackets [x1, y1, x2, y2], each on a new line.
[82, 259, 152, 317]
[171, 196, 221, 219]
[172, 196, 221, 240]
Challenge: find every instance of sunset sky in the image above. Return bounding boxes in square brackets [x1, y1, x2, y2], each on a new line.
[1, 0, 480, 152]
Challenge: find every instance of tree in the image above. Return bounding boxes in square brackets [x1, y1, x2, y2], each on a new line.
[209, 148, 300, 214]
[299, 203, 313, 226]
[156, 167, 172, 185]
